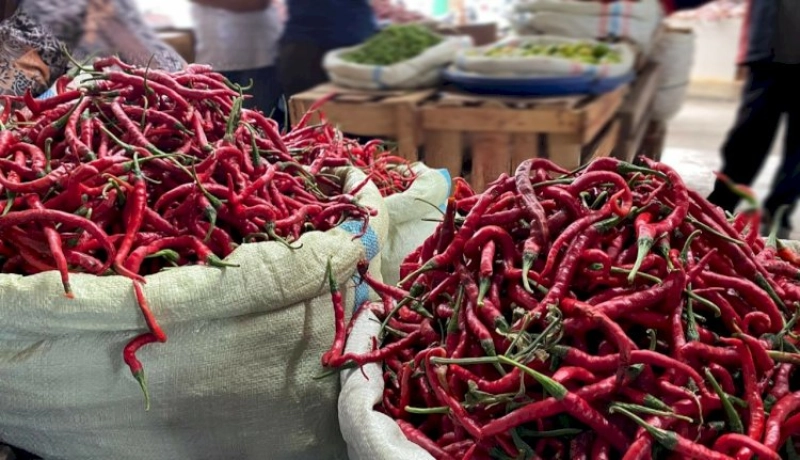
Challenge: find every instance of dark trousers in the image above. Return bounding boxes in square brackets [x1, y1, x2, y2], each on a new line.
[277, 41, 331, 98]
[220, 66, 285, 128]
[708, 63, 800, 227]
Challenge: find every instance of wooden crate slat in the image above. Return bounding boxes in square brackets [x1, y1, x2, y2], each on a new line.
[434, 91, 582, 110]
[470, 132, 512, 193]
[511, 133, 541, 172]
[614, 62, 661, 160]
[424, 131, 464, 177]
[583, 121, 621, 164]
[546, 134, 583, 171]
[623, 110, 653, 161]
[580, 85, 629, 143]
[421, 106, 581, 133]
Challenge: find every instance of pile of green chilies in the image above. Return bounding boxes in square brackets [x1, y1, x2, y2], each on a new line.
[0, 57, 381, 408]
[323, 157, 800, 459]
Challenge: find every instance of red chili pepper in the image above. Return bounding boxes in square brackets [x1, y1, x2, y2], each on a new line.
[764, 391, 800, 451]
[123, 332, 159, 411]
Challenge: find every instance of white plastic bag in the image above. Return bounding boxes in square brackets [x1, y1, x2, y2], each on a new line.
[455, 35, 635, 78]
[381, 164, 451, 286]
[515, 0, 661, 21]
[338, 308, 434, 460]
[0, 168, 389, 460]
[323, 35, 472, 90]
[651, 29, 695, 121]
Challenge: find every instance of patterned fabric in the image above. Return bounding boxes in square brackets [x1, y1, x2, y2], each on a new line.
[0, 10, 67, 97]
[21, 0, 185, 72]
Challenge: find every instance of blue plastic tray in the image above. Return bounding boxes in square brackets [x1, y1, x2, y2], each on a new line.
[442, 67, 635, 97]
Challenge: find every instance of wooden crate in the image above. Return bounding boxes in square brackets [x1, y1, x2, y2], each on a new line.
[614, 61, 661, 162]
[420, 86, 628, 192]
[158, 29, 196, 64]
[639, 121, 668, 162]
[288, 84, 434, 161]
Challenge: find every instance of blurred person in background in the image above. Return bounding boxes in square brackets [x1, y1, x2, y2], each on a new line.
[190, 0, 284, 115]
[690, 0, 800, 238]
[278, 0, 377, 97]
[19, 0, 184, 71]
[1, 0, 67, 97]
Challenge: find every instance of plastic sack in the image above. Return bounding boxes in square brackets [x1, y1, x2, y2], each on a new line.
[323, 35, 472, 90]
[338, 308, 434, 460]
[0, 168, 389, 460]
[327, 67, 442, 91]
[455, 35, 635, 78]
[515, 0, 662, 21]
[514, 11, 661, 49]
[651, 29, 695, 121]
[381, 164, 451, 286]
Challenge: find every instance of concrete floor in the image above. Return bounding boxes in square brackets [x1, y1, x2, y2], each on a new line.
[660, 95, 797, 238]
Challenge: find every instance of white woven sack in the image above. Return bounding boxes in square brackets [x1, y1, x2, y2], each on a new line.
[327, 67, 442, 90]
[455, 35, 635, 78]
[518, 11, 661, 49]
[651, 29, 695, 121]
[323, 35, 473, 90]
[652, 29, 695, 87]
[652, 83, 690, 121]
[515, 0, 661, 21]
[0, 168, 389, 460]
[339, 308, 434, 460]
[381, 164, 450, 286]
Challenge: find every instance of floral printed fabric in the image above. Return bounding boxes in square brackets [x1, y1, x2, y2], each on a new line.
[20, 0, 186, 72]
[0, 10, 67, 97]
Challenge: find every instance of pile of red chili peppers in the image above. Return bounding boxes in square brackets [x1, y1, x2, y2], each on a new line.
[323, 157, 800, 459]
[289, 97, 418, 197]
[0, 57, 383, 408]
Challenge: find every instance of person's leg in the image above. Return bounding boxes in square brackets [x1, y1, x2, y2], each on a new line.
[220, 67, 277, 113]
[707, 63, 784, 213]
[763, 64, 800, 233]
[277, 41, 329, 98]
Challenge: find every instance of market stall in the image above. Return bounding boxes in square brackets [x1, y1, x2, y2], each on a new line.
[286, 0, 690, 192]
[5, 1, 799, 460]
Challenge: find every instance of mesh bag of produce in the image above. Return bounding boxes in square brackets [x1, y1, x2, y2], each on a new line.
[454, 35, 636, 78]
[381, 163, 450, 286]
[324, 25, 472, 90]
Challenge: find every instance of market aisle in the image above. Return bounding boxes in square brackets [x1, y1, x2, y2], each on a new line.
[661, 95, 796, 238]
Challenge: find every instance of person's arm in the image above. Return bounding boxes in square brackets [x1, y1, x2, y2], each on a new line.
[189, 0, 271, 13]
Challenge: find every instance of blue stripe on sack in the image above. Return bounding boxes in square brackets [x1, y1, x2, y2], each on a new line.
[37, 88, 56, 100]
[609, 12, 621, 37]
[340, 221, 380, 312]
[372, 67, 388, 90]
[610, 2, 622, 17]
[437, 168, 452, 212]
